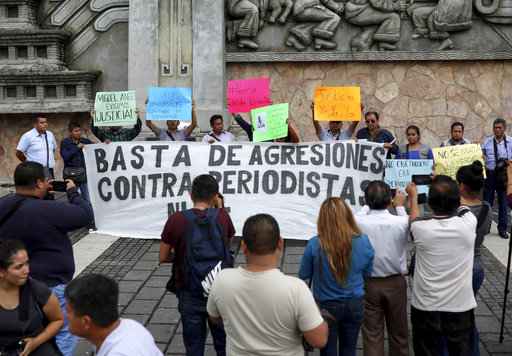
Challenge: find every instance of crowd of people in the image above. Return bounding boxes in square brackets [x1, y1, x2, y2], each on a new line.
[2, 100, 511, 355]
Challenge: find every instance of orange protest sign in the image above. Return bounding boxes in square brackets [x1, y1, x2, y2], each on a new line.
[314, 87, 361, 121]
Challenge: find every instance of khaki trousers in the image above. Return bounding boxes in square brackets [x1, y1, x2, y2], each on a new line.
[362, 274, 410, 356]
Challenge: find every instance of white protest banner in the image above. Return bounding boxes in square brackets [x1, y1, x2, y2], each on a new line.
[432, 144, 485, 179]
[385, 159, 434, 195]
[84, 141, 386, 240]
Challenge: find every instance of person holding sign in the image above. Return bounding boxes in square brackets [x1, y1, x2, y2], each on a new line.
[440, 122, 472, 147]
[202, 115, 235, 144]
[396, 126, 433, 160]
[145, 99, 197, 141]
[356, 111, 398, 158]
[311, 102, 361, 141]
[299, 197, 374, 356]
[89, 107, 142, 144]
[482, 118, 512, 239]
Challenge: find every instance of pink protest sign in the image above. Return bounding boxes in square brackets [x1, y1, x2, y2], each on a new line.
[227, 78, 270, 113]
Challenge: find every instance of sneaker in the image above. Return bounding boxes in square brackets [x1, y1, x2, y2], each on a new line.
[499, 232, 509, 239]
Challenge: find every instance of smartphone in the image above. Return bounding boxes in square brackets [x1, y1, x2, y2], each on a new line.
[418, 193, 427, 205]
[52, 181, 67, 192]
[411, 174, 432, 185]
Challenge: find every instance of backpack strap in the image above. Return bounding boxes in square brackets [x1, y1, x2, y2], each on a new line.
[368, 128, 383, 142]
[477, 202, 490, 228]
[166, 131, 176, 141]
[0, 197, 35, 228]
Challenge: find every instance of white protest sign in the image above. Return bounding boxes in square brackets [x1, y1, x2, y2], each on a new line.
[84, 141, 387, 240]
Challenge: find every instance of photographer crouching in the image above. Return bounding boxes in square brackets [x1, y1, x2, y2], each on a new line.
[482, 118, 512, 239]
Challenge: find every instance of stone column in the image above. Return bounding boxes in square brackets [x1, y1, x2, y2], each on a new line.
[128, 0, 159, 132]
[191, 0, 229, 131]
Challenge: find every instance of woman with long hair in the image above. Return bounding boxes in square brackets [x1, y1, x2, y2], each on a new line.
[396, 125, 434, 160]
[299, 198, 374, 355]
[0, 240, 64, 356]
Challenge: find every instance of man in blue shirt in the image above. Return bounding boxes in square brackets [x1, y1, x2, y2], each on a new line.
[60, 121, 93, 203]
[440, 122, 472, 147]
[16, 114, 58, 178]
[0, 161, 93, 356]
[481, 118, 512, 239]
[356, 111, 398, 158]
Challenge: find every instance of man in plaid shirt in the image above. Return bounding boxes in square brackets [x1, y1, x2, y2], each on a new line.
[90, 107, 142, 143]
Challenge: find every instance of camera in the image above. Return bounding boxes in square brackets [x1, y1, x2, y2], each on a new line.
[0, 340, 26, 356]
[51, 180, 67, 192]
[496, 158, 508, 170]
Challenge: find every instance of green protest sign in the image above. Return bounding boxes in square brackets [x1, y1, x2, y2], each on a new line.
[94, 91, 137, 126]
[251, 103, 289, 142]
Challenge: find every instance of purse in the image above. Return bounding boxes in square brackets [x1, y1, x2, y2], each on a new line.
[63, 166, 86, 184]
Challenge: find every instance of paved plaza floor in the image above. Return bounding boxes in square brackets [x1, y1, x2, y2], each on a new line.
[1, 186, 512, 355]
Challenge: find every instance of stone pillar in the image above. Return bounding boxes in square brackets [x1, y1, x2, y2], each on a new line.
[128, 0, 159, 131]
[191, 0, 229, 131]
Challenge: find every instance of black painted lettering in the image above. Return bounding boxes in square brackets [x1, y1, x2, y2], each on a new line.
[253, 170, 259, 193]
[358, 144, 370, 172]
[114, 176, 130, 200]
[223, 171, 236, 194]
[94, 148, 108, 173]
[332, 143, 345, 168]
[262, 170, 279, 194]
[151, 145, 168, 168]
[98, 177, 111, 201]
[281, 170, 296, 194]
[237, 170, 252, 194]
[264, 146, 279, 165]
[248, 146, 263, 165]
[111, 146, 126, 171]
[310, 144, 323, 165]
[346, 143, 359, 169]
[147, 174, 162, 198]
[173, 145, 191, 166]
[177, 172, 191, 196]
[132, 175, 145, 198]
[209, 171, 222, 184]
[209, 146, 226, 166]
[227, 145, 242, 166]
[340, 177, 355, 205]
[298, 171, 304, 195]
[131, 145, 144, 169]
[162, 173, 177, 197]
[370, 147, 385, 173]
[168, 201, 188, 216]
[296, 145, 308, 165]
[281, 146, 295, 165]
[322, 173, 339, 197]
[306, 172, 320, 197]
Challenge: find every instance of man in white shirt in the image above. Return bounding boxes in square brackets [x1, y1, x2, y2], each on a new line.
[207, 214, 328, 356]
[355, 181, 410, 356]
[406, 176, 477, 355]
[202, 115, 235, 143]
[65, 274, 163, 356]
[16, 114, 58, 178]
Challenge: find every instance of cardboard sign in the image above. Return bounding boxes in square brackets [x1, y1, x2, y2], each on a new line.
[84, 141, 387, 239]
[433, 144, 486, 179]
[385, 159, 434, 195]
[227, 78, 270, 113]
[146, 87, 192, 121]
[251, 103, 289, 142]
[314, 87, 361, 121]
[94, 91, 137, 126]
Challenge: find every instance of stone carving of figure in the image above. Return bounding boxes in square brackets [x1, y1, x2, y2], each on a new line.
[285, 0, 345, 51]
[268, 0, 294, 23]
[227, 0, 269, 49]
[407, 0, 472, 50]
[344, 0, 406, 51]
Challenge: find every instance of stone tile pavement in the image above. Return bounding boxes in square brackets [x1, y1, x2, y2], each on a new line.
[70, 234, 512, 356]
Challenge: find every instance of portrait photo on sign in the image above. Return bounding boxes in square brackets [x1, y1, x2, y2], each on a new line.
[256, 113, 268, 132]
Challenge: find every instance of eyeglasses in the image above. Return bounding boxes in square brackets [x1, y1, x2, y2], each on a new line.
[365, 120, 376, 124]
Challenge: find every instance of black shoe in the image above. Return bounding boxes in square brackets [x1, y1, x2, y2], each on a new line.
[499, 232, 509, 239]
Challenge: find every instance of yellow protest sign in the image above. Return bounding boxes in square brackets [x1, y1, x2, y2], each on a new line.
[314, 87, 361, 121]
[432, 144, 486, 179]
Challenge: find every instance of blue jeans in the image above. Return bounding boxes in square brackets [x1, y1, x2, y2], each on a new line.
[77, 182, 90, 203]
[484, 172, 508, 234]
[318, 297, 364, 356]
[50, 284, 77, 356]
[178, 291, 226, 356]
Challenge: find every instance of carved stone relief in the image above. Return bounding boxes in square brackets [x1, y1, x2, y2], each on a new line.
[225, 0, 512, 61]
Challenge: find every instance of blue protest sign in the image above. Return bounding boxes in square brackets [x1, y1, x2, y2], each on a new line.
[385, 159, 434, 195]
[146, 87, 192, 121]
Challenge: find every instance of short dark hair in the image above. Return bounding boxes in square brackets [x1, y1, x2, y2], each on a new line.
[364, 181, 392, 210]
[451, 122, 464, 131]
[32, 114, 46, 125]
[365, 111, 379, 121]
[14, 161, 45, 188]
[456, 161, 484, 192]
[0, 240, 25, 270]
[64, 274, 119, 328]
[68, 121, 81, 131]
[493, 118, 506, 128]
[210, 115, 223, 125]
[242, 214, 280, 255]
[428, 175, 460, 215]
[191, 174, 219, 202]
[406, 125, 420, 136]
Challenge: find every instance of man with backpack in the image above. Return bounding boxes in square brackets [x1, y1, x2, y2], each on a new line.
[159, 174, 235, 355]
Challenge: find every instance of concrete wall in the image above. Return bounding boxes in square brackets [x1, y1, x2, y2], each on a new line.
[227, 60, 512, 148]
